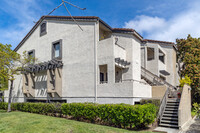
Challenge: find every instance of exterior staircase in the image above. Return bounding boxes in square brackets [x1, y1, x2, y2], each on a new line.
[141, 67, 176, 90]
[159, 98, 180, 128]
[140, 67, 181, 129]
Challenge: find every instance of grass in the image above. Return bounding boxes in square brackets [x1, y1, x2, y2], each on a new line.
[0, 110, 153, 133]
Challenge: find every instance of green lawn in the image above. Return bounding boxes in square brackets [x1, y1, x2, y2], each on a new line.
[0, 110, 153, 133]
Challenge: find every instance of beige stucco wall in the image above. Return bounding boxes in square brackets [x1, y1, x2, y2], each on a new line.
[152, 86, 167, 99]
[178, 84, 191, 129]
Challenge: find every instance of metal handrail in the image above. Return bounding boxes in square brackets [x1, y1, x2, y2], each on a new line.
[158, 87, 169, 120]
[141, 67, 176, 89]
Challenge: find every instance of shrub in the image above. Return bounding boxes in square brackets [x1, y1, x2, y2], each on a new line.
[193, 103, 200, 118]
[140, 99, 160, 107]
[0, 102, 8, 110]
[179, 75, 192, 87]
[62, 103, 157, 129]
[0, 102, 157, 129]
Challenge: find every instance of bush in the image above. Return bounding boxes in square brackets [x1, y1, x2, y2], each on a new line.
[62, 103, 157, 129]
[0, 102, 62, 116]
[140, 99, 160, 107]
[179, 75, 192, 87]
[0, 102, 157, 129]
[193, 103, 200, 118]
[0, 102, 8, 110]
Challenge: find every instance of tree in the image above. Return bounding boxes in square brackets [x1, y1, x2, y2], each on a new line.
[176, 35, 200, 103]
[0, 43, 34, 112]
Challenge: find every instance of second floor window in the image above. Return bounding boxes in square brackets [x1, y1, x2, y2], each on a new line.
[40, 22, 47, 36]
[52, 40, 62, 59]
[147, 47, 155, 61]
[28, 50, 35, 63]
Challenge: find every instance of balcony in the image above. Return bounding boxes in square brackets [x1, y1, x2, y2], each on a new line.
[98, 37, 127, 61]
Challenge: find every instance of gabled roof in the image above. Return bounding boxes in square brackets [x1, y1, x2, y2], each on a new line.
[14, 15, 174, 52]
[14, 16, 143, 52]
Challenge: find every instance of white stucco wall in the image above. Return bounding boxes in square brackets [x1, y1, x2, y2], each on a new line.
[141, 42, 179, 86]
[5, 19, 98, 102]
[4, 18, 152, 105]
[159, 44, 179, 86]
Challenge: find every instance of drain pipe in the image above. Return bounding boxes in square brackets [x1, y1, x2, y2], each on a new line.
[94, 20, 98, 103]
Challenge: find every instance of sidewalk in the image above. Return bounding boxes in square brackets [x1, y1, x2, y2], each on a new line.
[180, 116, 200, 133]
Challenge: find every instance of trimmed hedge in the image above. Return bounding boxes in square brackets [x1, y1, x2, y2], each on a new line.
[140, 99, 160, 108]
[0, 102, 157, 129]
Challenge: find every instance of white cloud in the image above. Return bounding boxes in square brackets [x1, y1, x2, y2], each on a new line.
[0, 0, 44, 48]
[124, 15, 166, 35]
[123, 2, 200, 42]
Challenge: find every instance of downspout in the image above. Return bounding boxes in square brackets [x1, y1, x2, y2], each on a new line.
[94, 20, 98, 103]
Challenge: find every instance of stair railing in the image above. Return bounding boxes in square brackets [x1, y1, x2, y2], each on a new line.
[158, 87, 169, 120]
[141, 67, 176, 90]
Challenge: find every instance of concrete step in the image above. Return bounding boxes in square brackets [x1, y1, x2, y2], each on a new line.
[162, 114, 178, 117]
[166, 105, 179, 108]
[167, 102, 179, 105]
[167, 100, 180, 103]
[163, 111, 178, 114]
[161, 116, 178, 121]
[165, 108, 178, 111]
[159, 123, 179, 128]
[167, 98, 180, 102]
[160, 120, 178, 124]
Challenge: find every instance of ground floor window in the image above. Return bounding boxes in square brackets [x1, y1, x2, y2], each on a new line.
[115, 66, 123, 83]
[99, 65, 108, 84]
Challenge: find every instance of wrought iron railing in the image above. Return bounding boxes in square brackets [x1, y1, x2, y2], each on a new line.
[158, 87, 169, 120]
[141, 67, 176, 90]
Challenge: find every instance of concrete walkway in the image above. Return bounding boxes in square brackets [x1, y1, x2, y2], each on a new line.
[153, 127, 179, 133]
[153, 117, 200, 133]
[180, 116, 200, 133]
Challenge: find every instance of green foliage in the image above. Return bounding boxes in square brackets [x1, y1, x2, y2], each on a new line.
[140, 99, 160, 108]
[179, 75, 192, 87]
[0, 43, 35, 112]
[0, 102, 157, 129]
[0, 43, 35, 81]
[61, 103, 157, 129]
[0, 77, 8, 91]
[193, 103, 200, 118]
[176, 35, 200, 103]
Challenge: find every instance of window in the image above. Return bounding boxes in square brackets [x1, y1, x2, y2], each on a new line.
[115, 66, 123, 83]
[99, 65, 108, 84]
[159, 49, 165, 63]
[28, 50, 35, 63]
[40, 21, 47, 36]
[147, 47, 155, 61]
[52, 40, 62, 59]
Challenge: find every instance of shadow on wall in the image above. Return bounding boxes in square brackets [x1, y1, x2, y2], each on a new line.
[35, 72, 47, 97]
[12, 76, 23, 103]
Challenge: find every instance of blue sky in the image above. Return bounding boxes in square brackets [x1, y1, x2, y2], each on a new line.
[1, 0, 200, 49]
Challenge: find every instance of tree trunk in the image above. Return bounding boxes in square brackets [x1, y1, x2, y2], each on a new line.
[7, 80, 13, 112]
